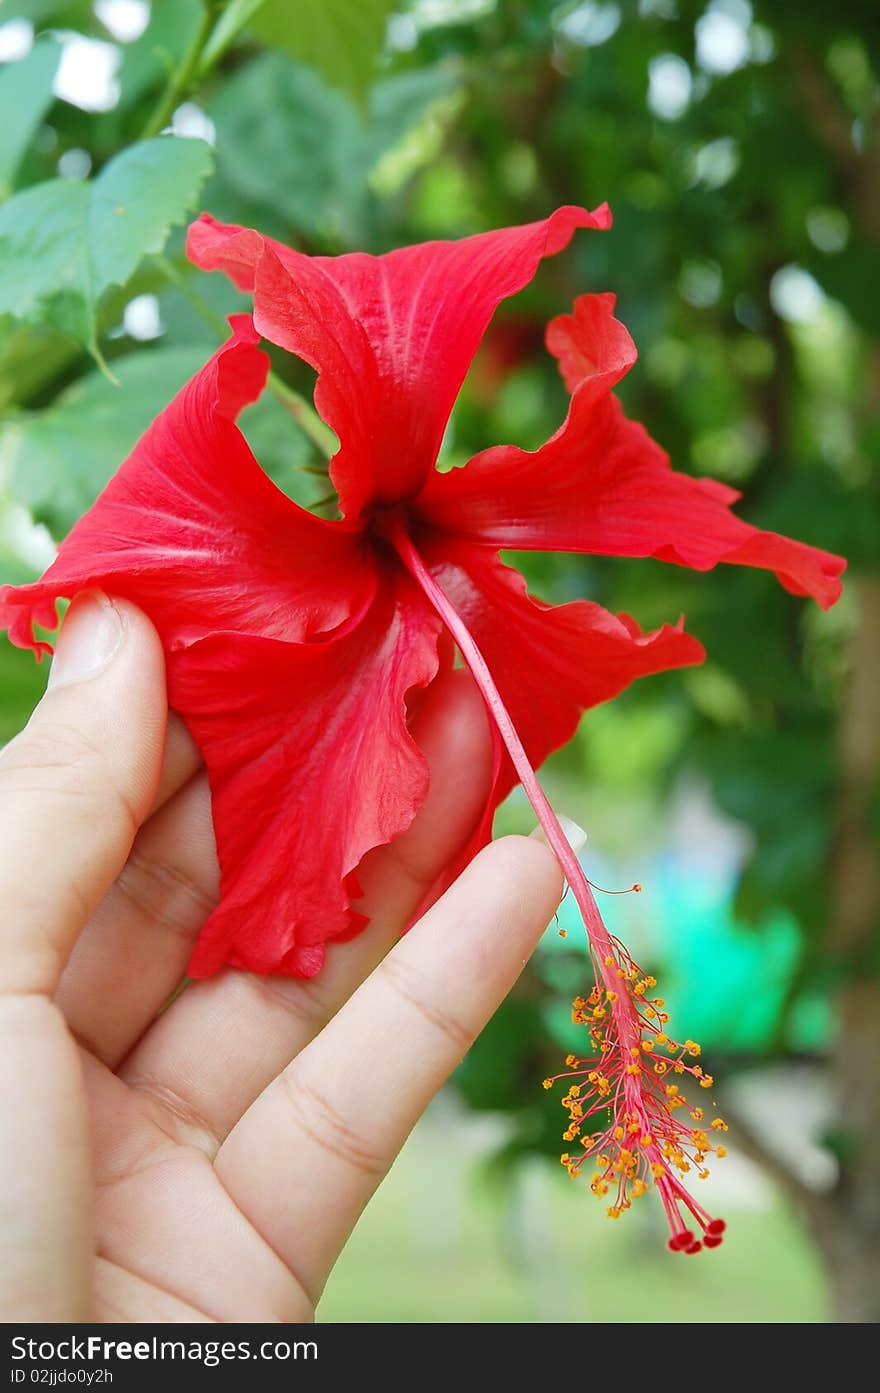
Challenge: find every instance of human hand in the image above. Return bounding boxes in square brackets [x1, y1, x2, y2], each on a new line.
[0, 593, 562, 1322]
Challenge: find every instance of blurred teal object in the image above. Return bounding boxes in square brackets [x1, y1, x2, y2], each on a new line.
[546, 852, 830, 1054]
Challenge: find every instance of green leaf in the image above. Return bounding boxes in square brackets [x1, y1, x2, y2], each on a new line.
[6, 344, 215, 537]
[0, 318, 79, 410]
[210, 53, 460, 243]
[0, 2, 91, 25]
[0, 37, 60, 200]
[209, 52, 367, 241]
[0, 635, 45, 744]
[0, 137, 213, 362]
[250, 0, 395, 100]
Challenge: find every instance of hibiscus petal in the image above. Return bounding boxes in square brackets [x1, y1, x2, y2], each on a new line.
[187, 206, 612, 522]
[422, 536, 704, 805]
[0, 317, 375, 657]
[418, 293, 845, 610]
[406, 537, 704, 914]
[170, 570, 441, 978]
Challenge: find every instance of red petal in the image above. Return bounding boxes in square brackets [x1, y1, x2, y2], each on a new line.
[418, 293, 845, 610]
[187, 207, 612, 522]
[0, 317, 374, 656]
[171, 570, 441, 978]
[412, 538, 704, 904]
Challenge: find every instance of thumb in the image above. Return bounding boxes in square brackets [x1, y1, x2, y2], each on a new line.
[0, 592, 167, 996]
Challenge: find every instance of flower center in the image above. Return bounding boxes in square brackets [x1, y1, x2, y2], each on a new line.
[367, 501, 414, 543]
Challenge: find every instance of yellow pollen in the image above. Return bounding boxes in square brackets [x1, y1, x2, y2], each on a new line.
[542, 1079, 553, 1090]
[650, 1162, 665, 1178]
[625, 1063, 641, 1076]
[604, 955, 615, 967]
[700, 1075, 714, 1088]
[716, 1146, 727, 1158]
[607, 1206, 621, 1219]
[711, 1118, 728, 1132]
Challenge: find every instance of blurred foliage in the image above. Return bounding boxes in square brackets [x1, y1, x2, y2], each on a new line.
[0, 0, 878, 1312]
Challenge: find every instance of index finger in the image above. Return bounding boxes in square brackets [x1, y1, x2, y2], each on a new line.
[214, 834, 562, 1303]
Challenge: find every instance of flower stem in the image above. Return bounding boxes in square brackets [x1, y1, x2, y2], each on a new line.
[390, 519, 726, 1251]
[153, 255, 336, 461]
[141, 0, 220, 140]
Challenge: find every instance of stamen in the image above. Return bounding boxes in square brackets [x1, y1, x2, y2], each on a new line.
[585, 880, 643, 896]
[387, 519, 726, 1254]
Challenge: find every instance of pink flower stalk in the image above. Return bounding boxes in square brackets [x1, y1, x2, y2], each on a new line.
[391, 522, 727, 1253]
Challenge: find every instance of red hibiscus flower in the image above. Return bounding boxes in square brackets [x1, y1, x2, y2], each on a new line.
[0, 204, 844, 1251]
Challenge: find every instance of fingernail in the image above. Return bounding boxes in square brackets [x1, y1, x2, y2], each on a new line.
[530, 814, 587, 857]
[48, 591, 124, 689]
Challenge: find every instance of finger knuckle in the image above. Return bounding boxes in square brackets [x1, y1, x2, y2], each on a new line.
[0, 721, 141, 842]
[381, 955, 471, 1052]
[115, 848, 217, 944]
[281, 1070, 387, 1179]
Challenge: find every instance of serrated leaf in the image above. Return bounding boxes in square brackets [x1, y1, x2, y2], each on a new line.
[251, 0, 395, 100]
[0, 37, 60, 200]
[0, 137, 213, 361]
[6, 344, 215, 537]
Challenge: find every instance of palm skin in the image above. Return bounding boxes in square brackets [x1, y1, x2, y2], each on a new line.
[0, 596, 561, 1322]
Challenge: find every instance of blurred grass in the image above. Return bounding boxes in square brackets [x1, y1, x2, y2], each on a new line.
[320, 1095, 828, 1323]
